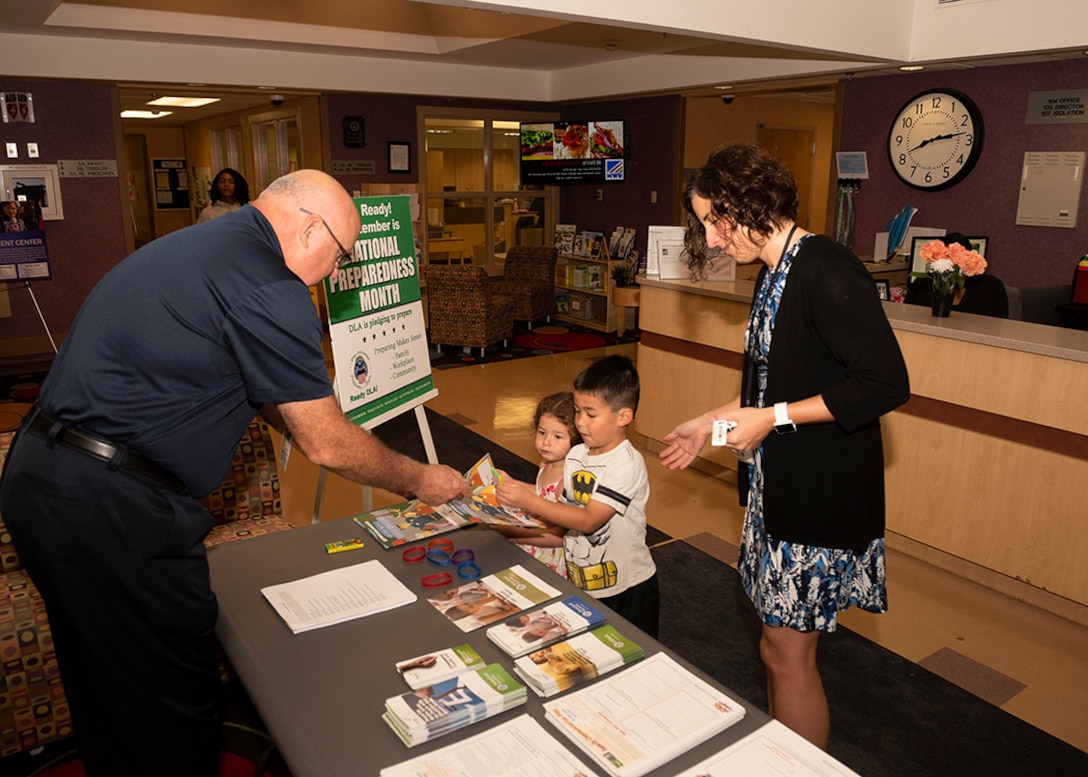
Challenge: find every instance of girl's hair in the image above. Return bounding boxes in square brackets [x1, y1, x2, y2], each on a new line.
[682, 144, 799, 281]
[210, 167, 251, 205]
[534, 392, 581, 445]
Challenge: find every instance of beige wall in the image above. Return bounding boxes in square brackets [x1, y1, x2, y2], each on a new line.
[123, 124, 192, 240]
[683, 95, 835, 238]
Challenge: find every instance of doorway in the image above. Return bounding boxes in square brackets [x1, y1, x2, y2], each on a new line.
[756, 126, 815, 230]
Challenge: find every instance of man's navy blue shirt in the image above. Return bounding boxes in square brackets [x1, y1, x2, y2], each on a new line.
[41, 206, 333, 495]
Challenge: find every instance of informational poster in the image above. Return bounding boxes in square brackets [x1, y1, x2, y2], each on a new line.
[324, 194, 435, 428]
[151, 158, 189, 210]
[0, 229, 50, 280]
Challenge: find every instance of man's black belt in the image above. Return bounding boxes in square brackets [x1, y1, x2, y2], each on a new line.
[28, 408, 186, 493]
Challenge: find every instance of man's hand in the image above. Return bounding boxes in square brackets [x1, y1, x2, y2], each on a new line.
[415, 464, 470, 505]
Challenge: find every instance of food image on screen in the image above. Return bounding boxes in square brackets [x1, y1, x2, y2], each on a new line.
[589, 122, 623, 158]
[554, 123, 590, 160]
[520, 124, 554, 159]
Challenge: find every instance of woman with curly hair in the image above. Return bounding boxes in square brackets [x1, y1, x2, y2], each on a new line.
[660, 144, 909, 748]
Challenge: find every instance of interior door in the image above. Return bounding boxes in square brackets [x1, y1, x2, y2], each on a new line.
[757, 126, 814, 230]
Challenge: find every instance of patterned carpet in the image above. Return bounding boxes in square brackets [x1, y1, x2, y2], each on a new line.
[428, 321, 639, 370]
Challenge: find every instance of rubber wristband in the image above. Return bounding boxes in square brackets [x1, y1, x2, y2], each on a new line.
[426, 549, 452, 566]
[421, 572, 453, 588]
[451, 548, 475, 564]
[456, 561, 482, 580]
[401, 547, 427, 563]
[428, 538, 455, 552]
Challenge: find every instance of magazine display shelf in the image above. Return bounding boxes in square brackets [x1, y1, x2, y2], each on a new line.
[554, 253, 625, 334]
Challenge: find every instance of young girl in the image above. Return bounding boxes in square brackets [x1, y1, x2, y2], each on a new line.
[495, 392, 580, 577]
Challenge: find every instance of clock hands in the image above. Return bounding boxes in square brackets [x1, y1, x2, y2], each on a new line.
[911, 131, 967, 151]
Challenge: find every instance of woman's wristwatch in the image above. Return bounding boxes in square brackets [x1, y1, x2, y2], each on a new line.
[773, 402, 797, 434]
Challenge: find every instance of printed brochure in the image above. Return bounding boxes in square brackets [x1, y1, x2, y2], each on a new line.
[425, 564, 561, 632]
[486, 595, 607, 658]
[512, 624, 643, 697]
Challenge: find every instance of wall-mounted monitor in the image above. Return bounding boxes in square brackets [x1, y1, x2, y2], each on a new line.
[519, 121, 625, 185]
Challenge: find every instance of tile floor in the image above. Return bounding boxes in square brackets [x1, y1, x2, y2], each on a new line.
[275, 343, 1088, 753]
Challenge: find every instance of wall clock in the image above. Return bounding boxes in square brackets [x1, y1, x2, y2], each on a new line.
[887, 88, 984, 190]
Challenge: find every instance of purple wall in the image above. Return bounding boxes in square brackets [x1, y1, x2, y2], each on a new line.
[840, 60, 1088, 287]
[0, 79, 128, 343]
[559, 95, 684, 248]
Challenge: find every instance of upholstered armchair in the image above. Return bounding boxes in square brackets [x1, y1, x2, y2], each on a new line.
[489, 246, 558, 329]
[425, 265, 516, 357]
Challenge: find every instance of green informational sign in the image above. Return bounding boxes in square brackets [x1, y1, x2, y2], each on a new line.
[325, 195, 435, 428]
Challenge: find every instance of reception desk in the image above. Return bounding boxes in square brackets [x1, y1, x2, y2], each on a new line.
[636, 276, 1088, 624]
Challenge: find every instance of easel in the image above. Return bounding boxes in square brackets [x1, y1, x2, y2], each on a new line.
[24, 280, 58, 353]
[310, 402, 439, 525]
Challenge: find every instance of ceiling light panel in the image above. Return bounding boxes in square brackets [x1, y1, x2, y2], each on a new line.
[146, 96, 220, 107]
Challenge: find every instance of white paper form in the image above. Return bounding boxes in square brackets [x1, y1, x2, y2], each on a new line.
[671, 719, 862, 776]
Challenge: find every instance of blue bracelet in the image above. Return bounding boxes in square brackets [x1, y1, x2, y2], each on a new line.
[456, 560, 482, 580]
[426, 548, 452, 567]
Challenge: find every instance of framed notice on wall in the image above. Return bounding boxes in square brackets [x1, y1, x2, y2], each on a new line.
[152, 158, 190, 210]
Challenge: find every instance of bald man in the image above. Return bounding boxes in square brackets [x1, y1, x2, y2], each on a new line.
[0, 170, 468, 776]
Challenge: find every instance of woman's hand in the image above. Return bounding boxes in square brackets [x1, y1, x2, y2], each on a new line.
[660, 415, 713, 470]
[720, 405, 775, 453]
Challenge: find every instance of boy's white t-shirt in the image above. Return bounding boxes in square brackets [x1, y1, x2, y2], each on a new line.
[561, 439, 655, 598]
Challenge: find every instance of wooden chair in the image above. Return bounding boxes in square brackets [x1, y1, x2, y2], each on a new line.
[489, 246, 557, 329]
[425, 265, 515, 357]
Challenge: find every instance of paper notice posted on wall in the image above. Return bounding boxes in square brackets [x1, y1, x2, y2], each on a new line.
[260, 560, 416, 634]
[646, 225, 685, 278]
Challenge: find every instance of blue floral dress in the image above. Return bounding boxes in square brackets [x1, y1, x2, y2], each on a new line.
[737, 236, 887, 633]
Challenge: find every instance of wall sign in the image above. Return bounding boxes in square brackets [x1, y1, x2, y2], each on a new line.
[342, 115, 366, 148]
[58, 159, 119, 178]
[1026, 89, 1088, 125]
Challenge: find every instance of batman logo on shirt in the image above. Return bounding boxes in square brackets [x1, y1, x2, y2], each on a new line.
[571, 470, 596, 505]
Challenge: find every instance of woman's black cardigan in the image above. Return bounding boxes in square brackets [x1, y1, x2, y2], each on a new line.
[740, 235, 910, 549]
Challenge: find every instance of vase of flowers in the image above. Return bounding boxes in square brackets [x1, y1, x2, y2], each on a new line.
[914, 239, 988, 318]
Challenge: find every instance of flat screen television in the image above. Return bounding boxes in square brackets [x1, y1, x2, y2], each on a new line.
[519, 121, 625, 185]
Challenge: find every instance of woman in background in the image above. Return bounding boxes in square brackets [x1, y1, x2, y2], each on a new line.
[1, 201, 26, 232]
[197, 168, 250, 223]
[660, 144, 909, 748]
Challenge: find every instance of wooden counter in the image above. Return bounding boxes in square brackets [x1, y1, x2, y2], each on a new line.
[636, 276, 1088, 624]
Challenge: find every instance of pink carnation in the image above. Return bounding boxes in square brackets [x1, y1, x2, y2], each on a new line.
[955, 250, 987, 277]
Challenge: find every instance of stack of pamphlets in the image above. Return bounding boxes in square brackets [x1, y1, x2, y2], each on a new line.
[379, 714, 597, 777]
[382, 663, 527, 747]
[486, 595, 607, 658]
[512, 624, 643, 697]
[356, 454, 541, 549]
[543, 652, 747, 777]
[395, 644, 485, 690]
[425, 564, 561, 632]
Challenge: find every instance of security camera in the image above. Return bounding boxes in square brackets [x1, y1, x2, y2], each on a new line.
[721, 95, 735, 105]
[270, 94, 285, 106]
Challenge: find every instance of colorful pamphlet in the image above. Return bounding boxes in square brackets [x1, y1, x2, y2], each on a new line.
[355, 453, 540, 549]
[554, 223, 576, 254]
[543, 652, 747, 777]
[486, 595, 607, 658]
[382, 663, 527, 747]
[395, 644, 486, 690]
[512, 624, 643, 697]
[425, 564, 561, 633]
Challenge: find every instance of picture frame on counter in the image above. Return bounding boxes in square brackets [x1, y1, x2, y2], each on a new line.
[875, 279, 890, 301]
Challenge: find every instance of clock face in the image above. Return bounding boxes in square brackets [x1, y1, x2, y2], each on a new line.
[887, 89, 984, 190]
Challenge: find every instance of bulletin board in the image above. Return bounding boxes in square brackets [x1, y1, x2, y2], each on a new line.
[152, 158, 190, 210]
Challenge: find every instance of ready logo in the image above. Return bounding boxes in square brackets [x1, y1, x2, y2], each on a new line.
[604, 159, 624, 181]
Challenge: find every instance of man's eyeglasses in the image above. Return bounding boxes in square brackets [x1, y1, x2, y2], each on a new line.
[299, 207, 352, 269]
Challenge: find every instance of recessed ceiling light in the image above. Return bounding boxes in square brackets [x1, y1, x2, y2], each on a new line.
[121, 110, 173, 119]
[714, 85, 734, 90]
[899, 65, 925, 72]
[147, 96, 220, 108]
[256, 86, 278, 90]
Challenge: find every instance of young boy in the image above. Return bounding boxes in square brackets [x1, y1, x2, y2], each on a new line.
[496, 355, 659, 637]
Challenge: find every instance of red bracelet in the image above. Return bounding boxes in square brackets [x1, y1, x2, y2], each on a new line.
[428, 538, 455, 553]
[421, 572, 453, 588]
[401, 547, 427, 563]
